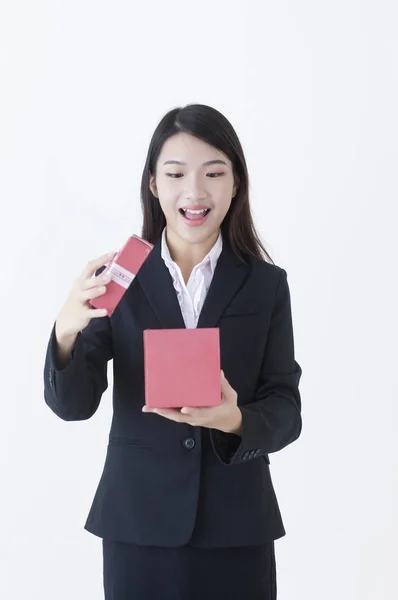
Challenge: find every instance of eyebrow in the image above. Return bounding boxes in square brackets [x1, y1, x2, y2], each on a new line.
[163, 159, 228, 167]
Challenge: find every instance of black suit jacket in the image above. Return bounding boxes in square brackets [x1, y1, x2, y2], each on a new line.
[43, 234, 302, 547]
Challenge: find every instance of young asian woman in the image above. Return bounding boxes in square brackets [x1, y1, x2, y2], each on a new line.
[43, 103, 303, 600]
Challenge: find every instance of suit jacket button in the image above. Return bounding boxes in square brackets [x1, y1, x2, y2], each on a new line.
[242, 451, 250, 460]
[182, 437, 195, 450]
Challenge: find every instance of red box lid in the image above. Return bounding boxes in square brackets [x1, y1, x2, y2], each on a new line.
[91, 234, 153, 315]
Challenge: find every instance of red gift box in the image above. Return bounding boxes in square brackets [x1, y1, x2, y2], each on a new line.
[90, 234, 153, 317]
[143, 328, 222, 408]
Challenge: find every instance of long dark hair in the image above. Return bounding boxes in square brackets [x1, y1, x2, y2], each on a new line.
[140, 104, 274, 264]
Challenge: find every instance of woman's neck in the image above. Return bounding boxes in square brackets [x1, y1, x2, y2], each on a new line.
[165, 227, 219, 280]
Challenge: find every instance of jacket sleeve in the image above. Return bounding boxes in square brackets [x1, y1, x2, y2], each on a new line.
[210, 268, 302, 465]
[43, 267, 113, 421]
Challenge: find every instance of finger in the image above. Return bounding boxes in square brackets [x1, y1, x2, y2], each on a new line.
[81, 270, 112, 291]
[151, 408, 188, 423]
[220, 375, 228, 391]
[220, 375, 236, 403]
[80, 251, 117, 281]
[181, 406, 213, 417]
[221, 372, 233, 391]
[221, 370, 232, 384]
[81, 284, 107, 302]
[86, 307, 109, 318]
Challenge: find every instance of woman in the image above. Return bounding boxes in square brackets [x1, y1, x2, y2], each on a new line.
[43, 103, 303, 599]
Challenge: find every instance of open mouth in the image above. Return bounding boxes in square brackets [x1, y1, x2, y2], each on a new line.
[179, 208, 211, 222]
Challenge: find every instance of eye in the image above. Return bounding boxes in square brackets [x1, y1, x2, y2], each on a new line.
[165, 172, 224, 179]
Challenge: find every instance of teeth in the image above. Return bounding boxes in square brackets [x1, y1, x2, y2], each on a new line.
[183, 208, 208, 214]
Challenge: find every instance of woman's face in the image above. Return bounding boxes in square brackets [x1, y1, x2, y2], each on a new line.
[149, 133, 238, 246]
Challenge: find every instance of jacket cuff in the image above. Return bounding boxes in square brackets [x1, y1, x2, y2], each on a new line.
[49, 323, 81, 371]
[209, 428, 243, 464]
[49, 321, 82, 371]
[45, 321, 84, 398]
[210, 407, 270, 466]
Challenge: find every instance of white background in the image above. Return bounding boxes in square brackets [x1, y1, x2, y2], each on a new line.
[1, 1, 397, 598]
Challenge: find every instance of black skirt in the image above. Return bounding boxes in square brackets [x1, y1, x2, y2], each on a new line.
[102, 539, 277, 600]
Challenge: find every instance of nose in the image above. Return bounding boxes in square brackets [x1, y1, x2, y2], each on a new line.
[184, 172, 208, 201]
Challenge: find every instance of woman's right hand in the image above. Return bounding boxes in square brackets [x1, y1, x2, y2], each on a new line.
[55, 251, 117, 342]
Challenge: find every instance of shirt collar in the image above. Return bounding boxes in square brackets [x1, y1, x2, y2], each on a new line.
[161, 226, 223, 275]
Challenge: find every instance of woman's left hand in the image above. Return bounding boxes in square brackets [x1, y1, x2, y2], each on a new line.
[142, 370, 243, 435]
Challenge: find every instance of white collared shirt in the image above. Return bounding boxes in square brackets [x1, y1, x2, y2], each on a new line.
[160, 227, 223, 328]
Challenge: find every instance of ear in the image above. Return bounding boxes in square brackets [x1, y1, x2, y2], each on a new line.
[232, 174, 240, 198]
[149, 172, 158, 198]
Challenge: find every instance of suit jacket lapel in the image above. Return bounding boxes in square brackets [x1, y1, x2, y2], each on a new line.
[136, 233, 249, 330]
